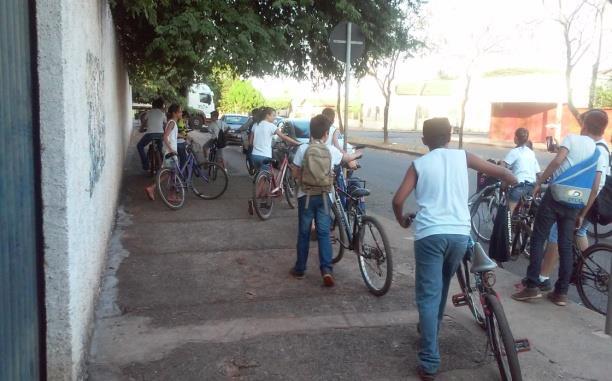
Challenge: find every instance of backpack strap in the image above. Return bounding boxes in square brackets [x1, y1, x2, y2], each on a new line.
[596, 142, 611, 167]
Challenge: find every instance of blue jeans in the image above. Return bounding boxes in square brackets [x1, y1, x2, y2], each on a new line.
[137, 133, 163, 170]
[294, 195, 333, 274]
[251, 154, 270, 171]
[508, 182, 534, 203]
[414, 234, 470, 374]
[526, 190, 581, 294]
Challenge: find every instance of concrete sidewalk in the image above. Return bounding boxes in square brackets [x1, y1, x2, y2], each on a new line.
[87, 131, 610, 380]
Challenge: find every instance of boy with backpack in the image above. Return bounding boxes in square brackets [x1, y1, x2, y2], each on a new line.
[512, 109, 608, 306]
[290, 114, 362, 287]
[204, 110, 228, 168]
[392, 117, 516, 380]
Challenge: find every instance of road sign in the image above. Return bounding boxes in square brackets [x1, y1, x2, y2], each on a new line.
[329, 21, 365, 63]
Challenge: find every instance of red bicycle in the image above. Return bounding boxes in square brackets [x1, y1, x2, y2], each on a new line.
[252, 142, 299, 220]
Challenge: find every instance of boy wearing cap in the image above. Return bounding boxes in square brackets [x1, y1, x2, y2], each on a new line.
[392, 118, 517, 380]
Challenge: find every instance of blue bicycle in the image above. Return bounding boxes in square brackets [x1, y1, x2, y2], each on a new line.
[156, 142, 228, 210]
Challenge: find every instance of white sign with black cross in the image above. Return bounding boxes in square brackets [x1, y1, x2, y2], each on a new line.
[329, 21, 365, 152]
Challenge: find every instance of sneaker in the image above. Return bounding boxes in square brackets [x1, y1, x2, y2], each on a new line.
[547, 291, 568, 306]
[322, 273, 335, 287]
[289, 268, 304, 279]
[511, 287, 542, 301]
[520, 277, 552, 292]
[416, 365, 436, 381]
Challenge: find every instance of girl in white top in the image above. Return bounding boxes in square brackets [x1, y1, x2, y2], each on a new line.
[503, 128, 541, 212]
[249, 107, 299, 169]
[145, 104, 182, 201]
[321, 108, 344, 152]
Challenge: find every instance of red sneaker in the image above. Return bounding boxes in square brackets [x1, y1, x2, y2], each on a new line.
[322, 273, 335, 287]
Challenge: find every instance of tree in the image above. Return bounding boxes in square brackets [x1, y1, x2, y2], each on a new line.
[220, 80, 265, 114]
[110, 1, 423, 100]
[588, 1, 608, 108]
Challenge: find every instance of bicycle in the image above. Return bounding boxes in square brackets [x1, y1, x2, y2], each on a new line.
[453, 240, 529, 380]
[251, 142, 298, 220]
[156, 141, 228, 210]
[508, 192, 540, 261]
[470, 180, 503, 244]
[206, 139, 224, 181]
[329, 160, 393, 296]
[146, 138, 162, 177]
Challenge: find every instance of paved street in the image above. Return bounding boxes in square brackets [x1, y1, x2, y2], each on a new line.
[86, 130, 611, 381]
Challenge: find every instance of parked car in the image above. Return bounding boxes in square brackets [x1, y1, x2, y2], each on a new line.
[221, 114, 249, 145]
[276, 118, 352, 151]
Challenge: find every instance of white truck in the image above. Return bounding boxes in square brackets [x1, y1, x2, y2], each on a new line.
[187, 83, 215, 130]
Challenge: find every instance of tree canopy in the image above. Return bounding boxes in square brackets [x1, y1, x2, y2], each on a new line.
[110, 0, 423, 100]
[219, 80, 265, 113]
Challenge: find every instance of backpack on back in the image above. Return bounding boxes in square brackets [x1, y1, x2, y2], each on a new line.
[550, 148, 600, 208]
[301, 141, 333, 198]
[216, 126, 227, 148]
[588, 143, 612, 225]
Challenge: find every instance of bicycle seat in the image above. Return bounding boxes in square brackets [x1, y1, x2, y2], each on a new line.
[470, 242, 498, 273]
[350, 187, 370, 198]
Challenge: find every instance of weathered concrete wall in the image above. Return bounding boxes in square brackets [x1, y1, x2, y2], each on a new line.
[37, 0, 132, 379]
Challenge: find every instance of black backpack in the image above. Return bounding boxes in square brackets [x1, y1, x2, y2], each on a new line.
[216, 127, 227, 148]
[488, 203, 511, 262]
[588, 142, 612, 225]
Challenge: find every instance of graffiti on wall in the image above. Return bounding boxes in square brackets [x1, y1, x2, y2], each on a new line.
[86, 52, 106, 197]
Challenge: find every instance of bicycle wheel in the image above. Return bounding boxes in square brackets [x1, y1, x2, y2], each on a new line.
[456, 262, 485, 329]
[330, 204, 349, 264]
[576, 243, 611, 315]
[156, 168, 185, 210]
[357, 215, 393, 296]
[284, 171, 297, 209]
[192, 162, 228, 200]
[470, 191, 499, 243]
[484, 294, 522, 381]
[510, 220, 530, 261]
[253, 170, 274, 220]
[587, 223, 612, 239]
[147, 145, 161, 177]
[246, 156, 257, 179]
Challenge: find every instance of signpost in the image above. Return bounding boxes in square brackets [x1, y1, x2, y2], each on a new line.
[329, 21, 365, 152]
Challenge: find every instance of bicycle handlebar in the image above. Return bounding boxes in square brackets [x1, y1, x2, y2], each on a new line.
[403, 213, 416, 228]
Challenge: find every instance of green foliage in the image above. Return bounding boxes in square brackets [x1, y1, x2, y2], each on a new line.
[266, 97, 292, 111]
[110, 1, 424, 96]
[594, 85, 612, 108]
[220, 80, 265, 113]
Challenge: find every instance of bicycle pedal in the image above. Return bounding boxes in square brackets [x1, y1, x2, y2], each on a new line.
[452, 293, 468, 307]
[514, 338, 531, 353]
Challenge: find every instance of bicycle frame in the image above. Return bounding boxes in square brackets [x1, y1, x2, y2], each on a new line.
[331, 172, 365, 250]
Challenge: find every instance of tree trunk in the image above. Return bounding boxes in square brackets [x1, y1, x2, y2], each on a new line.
[566, 66, 581, 122]
[383, 94, 390, 144]
[336, 79, 343, 131]
[459, 75, 472, 149]
[589, 2, 606, 108]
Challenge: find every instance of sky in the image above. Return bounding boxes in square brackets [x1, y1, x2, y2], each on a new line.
[251, 0, 612, 102]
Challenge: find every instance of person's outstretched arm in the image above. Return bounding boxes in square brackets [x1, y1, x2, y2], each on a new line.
[466, 152, 517, 185]
[392, 164, 418, 228]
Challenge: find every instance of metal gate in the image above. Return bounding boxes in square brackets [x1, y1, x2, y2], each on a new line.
[0, 0, 45, 380]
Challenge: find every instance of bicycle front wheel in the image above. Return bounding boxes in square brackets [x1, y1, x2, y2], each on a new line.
[330, 204, 349, 264]
[156, 168, 185, 210]
[253, 170, 274, 220]
[470, 191, 498, 243]
[192, 162, 228, 200]
[485, 294, 522, 381]
[357, 215, 393, 296]
[587, 223, 612, 239]
[284, 171, 297, 209]
[576, 243, 611, 315]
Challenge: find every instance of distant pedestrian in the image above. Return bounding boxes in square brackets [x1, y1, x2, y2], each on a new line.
[204, 110, 229, 169]
[145, 104, 182, 201]
[392, 117, 516, 380]
[137, 97, 166, 171]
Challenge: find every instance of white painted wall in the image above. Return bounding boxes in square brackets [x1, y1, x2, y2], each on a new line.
[37, 0, 132, 379]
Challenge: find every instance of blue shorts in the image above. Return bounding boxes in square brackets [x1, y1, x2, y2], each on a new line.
[251, 154, 271, 171]
[548, 221, 589, 244]
[508, 182, 534, 203]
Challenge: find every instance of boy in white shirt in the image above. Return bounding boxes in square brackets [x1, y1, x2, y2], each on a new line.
[503, 128, 541, 213]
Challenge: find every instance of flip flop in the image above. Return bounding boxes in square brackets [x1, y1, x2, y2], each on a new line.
[145, 187, 155, 201]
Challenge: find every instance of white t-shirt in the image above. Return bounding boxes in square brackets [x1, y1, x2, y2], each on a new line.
[325, 125, 338, 147]
[594, 139, 610, 193]
[145, 108, 167, 134]
[251, 121, 279, 158]
[208, 120, 228, 140]
[503, 146, 541, 183]
[553, 135, 597, 180]
[293, 142, 343, 198]
[412, 148, 470, 240]
[163, 120, 178, 155]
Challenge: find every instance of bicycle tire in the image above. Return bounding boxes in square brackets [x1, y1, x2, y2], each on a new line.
[246, 156, 257, 179]
[147, 144, 161, 177]
[156, 168, 185, 210]
[253, 170, 274, 220]
[331, 204, 348, 264]
[587, 223, 612, 239]
[192, 163, 228, 200]
[470, 191, 498, 243]
[484, 294, 522, 381]
[357, 215, 393, 296]
[456, 262, 486, 329]
[576, 243, 612, 315]
[284, 171, 297, 209]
